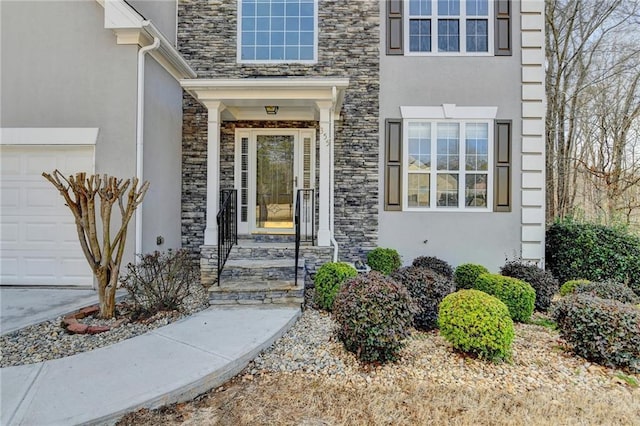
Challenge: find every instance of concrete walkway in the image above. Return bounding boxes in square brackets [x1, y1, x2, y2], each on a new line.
[1, 287, 100, 335]
[1, 305, 300, 425]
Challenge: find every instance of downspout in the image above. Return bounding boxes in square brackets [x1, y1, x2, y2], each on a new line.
[135, 31, 160, 256]
[329, 86, 339, 262]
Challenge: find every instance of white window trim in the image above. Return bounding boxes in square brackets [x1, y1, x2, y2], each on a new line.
[404, 0, 494, 56]
[401, 105, 496, 212]
[237, 0, 319, 64]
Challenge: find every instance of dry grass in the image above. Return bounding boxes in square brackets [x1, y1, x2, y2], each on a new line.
[120, 372, 639, 426]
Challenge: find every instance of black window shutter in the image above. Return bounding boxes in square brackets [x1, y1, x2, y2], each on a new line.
[495, 0, 512, 56]
[494, 120, 512, 212]
[387, 0, 403, 55]
[385, 119, 402, 211]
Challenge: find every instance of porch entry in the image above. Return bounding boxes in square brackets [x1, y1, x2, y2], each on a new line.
[235, 129, 315, 235]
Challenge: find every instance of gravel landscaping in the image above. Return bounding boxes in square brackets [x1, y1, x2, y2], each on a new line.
[0, 282, 209, 368]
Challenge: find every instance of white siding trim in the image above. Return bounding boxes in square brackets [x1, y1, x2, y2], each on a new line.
[0, 128, 99, 145]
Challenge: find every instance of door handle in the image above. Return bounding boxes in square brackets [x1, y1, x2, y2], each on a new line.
[294, 176, 298, 187]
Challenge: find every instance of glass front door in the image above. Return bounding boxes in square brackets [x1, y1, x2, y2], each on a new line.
[255, 134, 295, 230]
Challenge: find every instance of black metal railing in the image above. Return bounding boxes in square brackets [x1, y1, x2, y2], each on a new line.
[295, 189, 315, 284]
[217, 189, 237, 285]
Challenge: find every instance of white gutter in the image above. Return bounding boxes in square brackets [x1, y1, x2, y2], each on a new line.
[135, 34, 160, 256]
[329, 86, 338, 262]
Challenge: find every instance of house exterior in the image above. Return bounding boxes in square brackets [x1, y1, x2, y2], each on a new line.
[0, 0, 545, 289]
[0, 0, 194, 286]
[179, 0, 546, 284]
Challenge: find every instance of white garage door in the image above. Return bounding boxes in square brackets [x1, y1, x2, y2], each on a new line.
[1, 145, 95, 286]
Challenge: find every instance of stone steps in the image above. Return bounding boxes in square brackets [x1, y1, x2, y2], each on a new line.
[210, 236, 305, 306]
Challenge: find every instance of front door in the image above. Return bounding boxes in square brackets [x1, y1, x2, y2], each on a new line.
[235, 129, 315, 235]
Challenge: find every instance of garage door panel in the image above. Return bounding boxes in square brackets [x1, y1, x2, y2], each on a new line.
[0, 145, 95, 286]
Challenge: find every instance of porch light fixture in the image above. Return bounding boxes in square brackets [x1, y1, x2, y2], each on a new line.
[264, 105, 279, 115]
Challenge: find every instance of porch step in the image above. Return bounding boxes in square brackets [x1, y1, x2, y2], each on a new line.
[231, 242, 295, 259]
[219, 258, 304, 281]
[239, 234, 296, 243]
[209, 279, 304, 306]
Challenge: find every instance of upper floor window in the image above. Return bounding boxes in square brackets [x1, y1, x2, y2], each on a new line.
[238, 0, 317, 63]
[406, 0, 492, 55]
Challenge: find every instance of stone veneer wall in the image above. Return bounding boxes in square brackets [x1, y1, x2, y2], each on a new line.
[178, 0, 380, 261]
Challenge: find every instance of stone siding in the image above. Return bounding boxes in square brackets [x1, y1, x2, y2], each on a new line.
[179, 0, 380, 261]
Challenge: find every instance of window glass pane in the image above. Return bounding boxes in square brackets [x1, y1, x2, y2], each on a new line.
[465, 123, 488, 171]
[466, 0, 488, 16]
[408, 174, 430, 207]
[437, 173, 458, 207]
[466, 19, 488, 52]
[465, 174, 487, 207]
[438, 19, 459, 52]
[409, 19, 432, 52]
[437, 123, 459, 170]
[410, 0, 432, 15]
[240, 0, 315, 61]
[408, 123, 431, 170]
[438, 0, 460, 16]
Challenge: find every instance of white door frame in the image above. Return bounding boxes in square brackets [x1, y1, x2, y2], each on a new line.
[234, 128, 316, 235]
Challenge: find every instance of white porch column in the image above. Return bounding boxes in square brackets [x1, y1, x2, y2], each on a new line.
[316, 101, 333, 246]
[204, 101, 224, 245]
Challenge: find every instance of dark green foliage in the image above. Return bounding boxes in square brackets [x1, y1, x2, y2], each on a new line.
[313, 262, 358, 311]
[333, 271, 416, 363]
[559, 279, 591, 297]
[546, 221, 640, 297]
[553, 294, 640, 372]
[391, 266, 455, 330]
[412, 256, 454, 280]
[474, 273, 535, 322]
[122, 249, 196, 316]
[500, 261, 558, 312]
[454, 263, 490, 290]
[366, 248, 401, 275]
[438, 289, 515, 362]
[573, 280, 640, 305]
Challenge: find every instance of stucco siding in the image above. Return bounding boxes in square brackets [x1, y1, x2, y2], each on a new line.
[378, 0, 525, 271]
[142, 56, 184, 253]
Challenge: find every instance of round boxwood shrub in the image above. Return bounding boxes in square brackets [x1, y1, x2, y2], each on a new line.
[559, 279, 591, 297]
[553, 293, 640, 372]
[573, 280, 640, 305]
[546, 221, 640, 297]
[454, 263, 490, 290]
[474, 273, 535, 322]
[366, 248, 401, 275]
[438, 289, 515, 362]
[391, 266, 455, 330]
[411, 256, 454, 280]
[333, 271, 416, 363]
[313, 262, 358, 311]
[500, 261, 558, 312]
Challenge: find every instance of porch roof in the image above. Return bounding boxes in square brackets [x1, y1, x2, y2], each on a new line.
[180, 78, 349, 121]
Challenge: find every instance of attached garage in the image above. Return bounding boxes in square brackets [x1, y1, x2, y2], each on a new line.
[0, 129, 97, 287]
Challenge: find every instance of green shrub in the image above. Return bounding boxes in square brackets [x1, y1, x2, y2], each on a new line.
[333, 271, 416, 363]
[500, 261, 558, 312]
[553, 293, 640, 372]
[438, 289, 515, 362]
[573, 280, 640, 305]
[313, 262, 358, 311]
[546, 221, 640, 297]
[366, 248, 401, 275]
[391, 266, 455, 330]
[474, 273, 535, 322]
[122, 249, 196, 317]
[454, 263, 490, 290]
[411, 256, 454, 280]
[559, 279, 590, 297]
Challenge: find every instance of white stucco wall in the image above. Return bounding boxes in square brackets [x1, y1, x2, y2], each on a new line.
[141, 55, 184, 253]
[377, 0, 534, 271]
